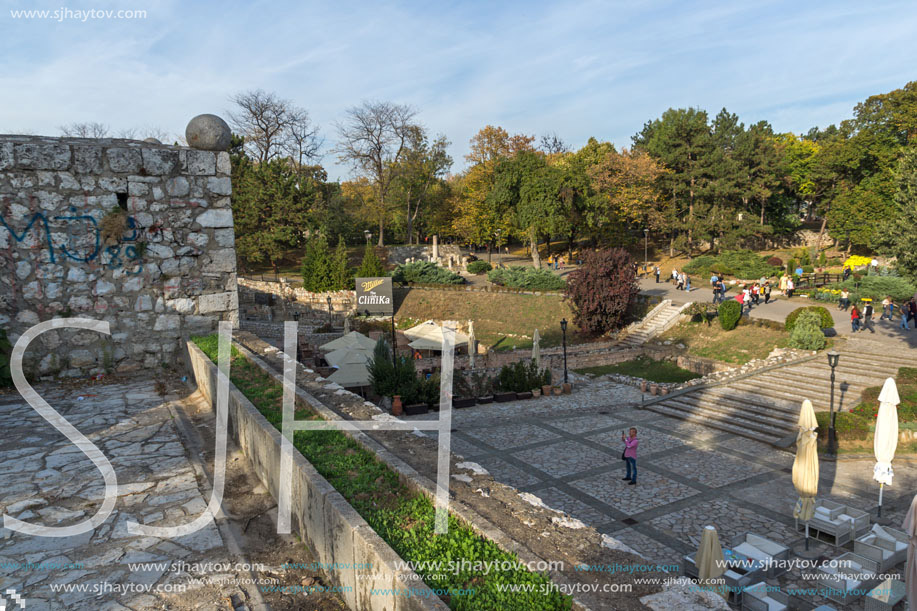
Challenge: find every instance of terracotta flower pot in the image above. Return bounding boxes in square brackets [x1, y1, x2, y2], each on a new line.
[660, 386, 669, 395]
[562, 383, 572, 394]
[392, 395, 403, 416]
[640, 380, 648, 392]
[553, 386, 562, 396]
[532, 388, 541, 397]
[649, 384, 658, 396]
[542, 385, 553, 396]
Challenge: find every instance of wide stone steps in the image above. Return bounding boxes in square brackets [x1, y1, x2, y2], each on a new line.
[620, 305, 683, 346]
[645, 403, 783, 445]
[658, 393, 798, 432]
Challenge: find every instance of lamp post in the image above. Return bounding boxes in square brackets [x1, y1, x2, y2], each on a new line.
[827, 350, 840, 455]
[560, 318, 568, 384]
[643, 228, 649, 275]
[495, 230, 502, 268]
[326, 295, 333, 324]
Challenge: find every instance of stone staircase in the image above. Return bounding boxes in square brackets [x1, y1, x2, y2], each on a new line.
[645, 340, 901, 446]
[619, 301, 687, 347]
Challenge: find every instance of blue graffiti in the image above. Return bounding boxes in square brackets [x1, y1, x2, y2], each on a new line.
[0, 201, 145, 273]
[53, 210, 100, 262]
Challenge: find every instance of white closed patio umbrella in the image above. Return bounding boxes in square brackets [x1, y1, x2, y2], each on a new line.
[903, 494, 917, 610]
[468, 320, 476, 369]
[793, 399, 819, 550]
[696, 525, 726, 596]
[874, 378, 900, 517]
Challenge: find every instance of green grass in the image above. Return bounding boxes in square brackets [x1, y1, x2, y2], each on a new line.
[575, 356, 701, 383]
[192, 335, 570, 611]
[657, 319, 790, 365]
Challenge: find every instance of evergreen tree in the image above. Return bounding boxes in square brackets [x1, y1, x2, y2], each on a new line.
[332, 236, 351, 290]
[301, 234, 335, 291]
[355, 242, 386, 278]
[879, 149, 917, 283]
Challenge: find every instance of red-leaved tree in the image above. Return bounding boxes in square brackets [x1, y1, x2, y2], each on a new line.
[565, 248, 639, 335]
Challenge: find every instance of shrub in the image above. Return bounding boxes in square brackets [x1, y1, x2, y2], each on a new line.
[818, 251, 827, 267]
[789, 311, 827, 350]
[767, 256, 783, 267]
[785, 306, 834, 331]
[496, 359, 551, 393]
[683, 250, 776, 279]
[836, 275, 916, 301]
[487, 266, 565, 290]
[718, 300, 742, 331]
[801, 265, 814, 273]
[355, 242, 386, 279]
[565, 248, 639, 335]
[454, 371, 496, 398]
[393, 261, 464, 285]
[419, 373, 441, 405]
[466, 260, 492, 275]
[367, 338, 395, 398]
[816, 411, 870, 441]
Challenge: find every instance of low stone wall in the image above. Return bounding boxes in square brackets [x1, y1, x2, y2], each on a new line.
[186, 340, 445, 611]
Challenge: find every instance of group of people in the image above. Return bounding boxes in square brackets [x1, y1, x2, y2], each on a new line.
[669, 268, 691, 291]
[850, 296, 917, 332]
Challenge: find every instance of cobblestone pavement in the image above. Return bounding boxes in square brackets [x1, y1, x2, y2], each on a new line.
[412, 379, 917, 610]
[0, 380, 344, 611]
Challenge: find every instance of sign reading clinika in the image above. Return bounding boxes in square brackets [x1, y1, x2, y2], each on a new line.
[355, 277, 393, 315]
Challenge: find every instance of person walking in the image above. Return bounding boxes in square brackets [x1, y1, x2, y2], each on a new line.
[654, 265, 661, 283]
[621, 427, 639, 485]
[676, 272, 684, 291]
[861, 299, 875, 333]
[712, 278, 720, 304]
[851, 304, 861, 333]
[839, 288, 850, 311]
[763, 282, 772, 305]
[901, 301, 911, 331]
[843, 266, 851, 282]
[684, 274, 691, 292]
[786, 277, 795, 299]
[908, 298, 917, 329]
[881, 296, 893, 321]
[779, 273, 788, 296]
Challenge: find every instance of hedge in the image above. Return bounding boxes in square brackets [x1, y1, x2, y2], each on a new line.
[683, 250, 779, 280]
[789, 311, 827, 350]
[192, 335, 570, 610]
[466, 260, 493, 275]
[487, 266, 566, 290]
[393, 261, 464, 285]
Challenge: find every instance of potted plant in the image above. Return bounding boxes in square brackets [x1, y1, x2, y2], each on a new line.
[403, 402, 428, 415]
[649, 384, 658, 396]
[660, 386, 669, 395]
[541, 384, 552, 396]
[562, 382, 572, 394]
[515, 390, 533, 400]
[531, 388, 541, 397]
[552, 386, 562, 396]
[640, 380, 648, 392]
[392, 395, 403, 416]
[454, 397, 477, 408]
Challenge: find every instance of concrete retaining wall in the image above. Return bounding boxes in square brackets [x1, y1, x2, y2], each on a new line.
[186, 340, 446, 611]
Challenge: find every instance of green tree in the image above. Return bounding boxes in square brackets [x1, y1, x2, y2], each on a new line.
[301, 234, 335, 292]
[355, 242, 386, 278]
[231, 155, 316, 272]
[332, 236, 350, 290]
[879, 149, 917, 283]
[390, 126, 452, 244]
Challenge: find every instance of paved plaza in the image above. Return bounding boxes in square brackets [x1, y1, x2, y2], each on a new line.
[411, 379, 917, 609]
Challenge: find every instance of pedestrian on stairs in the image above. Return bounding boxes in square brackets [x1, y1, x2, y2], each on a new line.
[621, 428, 639, 485]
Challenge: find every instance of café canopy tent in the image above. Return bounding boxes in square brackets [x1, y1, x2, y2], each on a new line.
[325, 348, 372, 388]
[320, 331, 377, 352]
[404, 320, 468, 352]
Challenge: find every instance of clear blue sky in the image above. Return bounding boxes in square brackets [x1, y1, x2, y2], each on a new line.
[1, 0, 915, 180]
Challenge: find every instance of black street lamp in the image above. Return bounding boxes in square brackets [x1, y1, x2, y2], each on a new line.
[827, 350, 840, 454]
[643, 228, 649, 274]
[560, 318, 568, 384]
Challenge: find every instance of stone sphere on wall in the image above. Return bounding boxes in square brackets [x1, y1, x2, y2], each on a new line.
[185, 114, 231, 151]
[143, 137, 162, 144]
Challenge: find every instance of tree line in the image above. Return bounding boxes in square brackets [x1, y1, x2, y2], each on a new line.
[227, 82, 917, 278]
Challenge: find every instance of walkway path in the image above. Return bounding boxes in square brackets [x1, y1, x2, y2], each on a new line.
[408, 382, 917, 610]
[638, 277, 917, 349]
[0, 379, 345, 611]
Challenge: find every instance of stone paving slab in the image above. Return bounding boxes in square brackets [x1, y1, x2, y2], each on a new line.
[651, 447, 776, 487]
[512, 440, 614, 478]
[463, 422, 563, 449]
[0, 381, 240, 610]
[587, 428, 687, 457]
[570, 469, 702, 516]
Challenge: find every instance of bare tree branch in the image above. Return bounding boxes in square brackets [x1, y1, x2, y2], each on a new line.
[59, 122, 109, 138]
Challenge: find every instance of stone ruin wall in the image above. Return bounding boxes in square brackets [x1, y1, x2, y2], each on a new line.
[0, 135, 238, 377]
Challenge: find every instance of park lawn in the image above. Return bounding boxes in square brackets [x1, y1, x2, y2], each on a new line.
[657, 319, 790, 365]
[575, 356, 700, 383]
[394, 287, 583, 351]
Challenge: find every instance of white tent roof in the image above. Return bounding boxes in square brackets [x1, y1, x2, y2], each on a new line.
[404, 320, 469, 351]
[325, 347, 372, 369]
[320, 331, 377, 352]
[325, 347, 372, 387]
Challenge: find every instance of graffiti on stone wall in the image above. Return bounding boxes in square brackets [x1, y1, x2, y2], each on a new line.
[0, 198, 146, 274]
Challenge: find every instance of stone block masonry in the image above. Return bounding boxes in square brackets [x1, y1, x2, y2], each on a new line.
[0, 135, 239, 377]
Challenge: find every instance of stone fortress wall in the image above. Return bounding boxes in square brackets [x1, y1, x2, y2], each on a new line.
[0, 120, 239, 377]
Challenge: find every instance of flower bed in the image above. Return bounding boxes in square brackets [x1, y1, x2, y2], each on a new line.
[192, 334, 570, 611]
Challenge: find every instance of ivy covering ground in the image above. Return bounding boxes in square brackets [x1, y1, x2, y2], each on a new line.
[192, 335, 570, 611]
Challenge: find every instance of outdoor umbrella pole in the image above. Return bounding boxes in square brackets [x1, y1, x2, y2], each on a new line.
[805, 522, 809, 550]
[879, 483, 884, 517]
